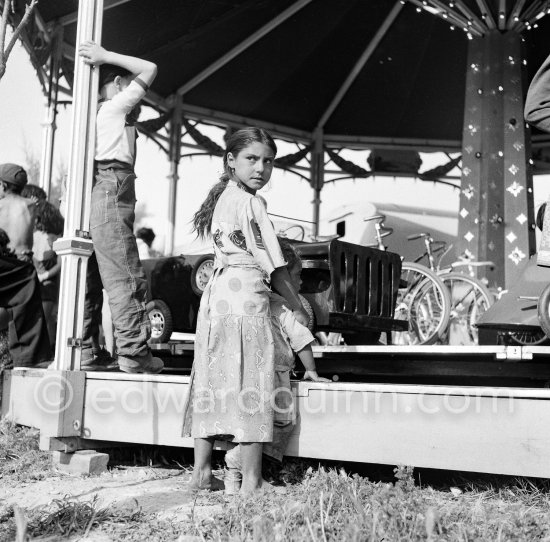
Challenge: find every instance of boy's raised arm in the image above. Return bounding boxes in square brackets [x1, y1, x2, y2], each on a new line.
[79, 41, 157, 87]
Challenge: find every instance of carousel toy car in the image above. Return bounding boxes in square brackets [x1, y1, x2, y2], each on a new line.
[476, 256, 550, 346]
[142, 239, 406, 344]
[141, 253, 214, 342]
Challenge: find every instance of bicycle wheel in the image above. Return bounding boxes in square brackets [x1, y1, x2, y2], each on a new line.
[537, 283, 550, 339]
[392, 262, 452, 345]
[506, 329, 550, 346]
[439, 272, 494, 346]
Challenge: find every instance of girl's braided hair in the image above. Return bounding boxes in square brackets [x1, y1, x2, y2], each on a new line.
[192, 127, 277, 238]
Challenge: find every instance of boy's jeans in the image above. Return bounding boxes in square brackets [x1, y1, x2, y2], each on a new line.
[88, 166, 150, 358]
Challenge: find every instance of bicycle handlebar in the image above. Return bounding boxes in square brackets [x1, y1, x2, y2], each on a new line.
[363, 214, 386, 223]
[407, 232, 431, 241]
[451, 260, 495, 269]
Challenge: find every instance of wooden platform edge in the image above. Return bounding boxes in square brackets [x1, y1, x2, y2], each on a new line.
[3, 369, 550, 478]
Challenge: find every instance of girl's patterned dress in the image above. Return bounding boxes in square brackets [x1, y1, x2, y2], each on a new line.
[183, 181, 286, 443]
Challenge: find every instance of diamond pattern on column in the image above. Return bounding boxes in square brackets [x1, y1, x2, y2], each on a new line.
[464, 145, 474, 154]
[506, 181, 523, 197]
[516, 213, 527, 225]
[488, 241, 495, 251]
[513, 141, 523, 151]
[462, 185, 475, 199]
[463, 167, 472, 177]
[460, 208, 469, 218]
[508, 164, 519, 175]
[508, 247, 526, 265]
[464, 231, 474, 242]
[506, 232, 517, 243]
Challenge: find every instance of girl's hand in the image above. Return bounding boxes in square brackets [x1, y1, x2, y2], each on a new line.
[79, 41, 108, 65]
[302, 370, 331, 382]
[293, 308, 309, 328]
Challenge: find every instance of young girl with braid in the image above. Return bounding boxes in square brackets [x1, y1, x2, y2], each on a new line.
[183, 127, 309, 494]
[224, 237, 330, 494]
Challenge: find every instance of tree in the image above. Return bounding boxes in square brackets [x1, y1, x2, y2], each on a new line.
[23, 143, 66, 207]
[0, 0, 38, 82]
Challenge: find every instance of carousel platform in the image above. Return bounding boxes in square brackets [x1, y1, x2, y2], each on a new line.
[4, 343, 550, 478]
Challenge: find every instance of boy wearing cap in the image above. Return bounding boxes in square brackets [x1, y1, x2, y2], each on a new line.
[0, 163, 36, 261]
[0, 164, 51, 366]
[78, 41, 162, 374]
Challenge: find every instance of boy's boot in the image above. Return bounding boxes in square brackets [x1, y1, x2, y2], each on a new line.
[118, 350, 163, 374]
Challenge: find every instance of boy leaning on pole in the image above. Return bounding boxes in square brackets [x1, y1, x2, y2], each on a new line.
[77, 41, 163, 373]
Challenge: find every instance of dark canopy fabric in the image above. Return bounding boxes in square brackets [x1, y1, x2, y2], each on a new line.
[22, 0, 550, 146]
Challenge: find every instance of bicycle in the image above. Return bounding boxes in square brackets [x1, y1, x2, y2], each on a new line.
[366, 215, 452, 346]
[408, 233, 494, 345]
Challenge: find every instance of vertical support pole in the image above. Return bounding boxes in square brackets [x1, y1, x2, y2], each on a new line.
[39, 26, 63, 198]
[165, 98, 182, 256]
[311, 127, 324, 239]
[458, 36, 486, 277]
[52, 0, 104, 371]
[502, 32, 536, 282]
[457, 30, 533, 288]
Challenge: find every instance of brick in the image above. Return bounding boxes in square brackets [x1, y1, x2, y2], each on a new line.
[52, 450, 109, 475]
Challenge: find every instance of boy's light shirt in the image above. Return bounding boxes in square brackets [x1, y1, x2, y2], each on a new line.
[95, 79, 146, 165]
[270, 292, 314, 370]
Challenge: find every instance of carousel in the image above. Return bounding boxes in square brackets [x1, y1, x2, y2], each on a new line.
[3, 0, 550, 477]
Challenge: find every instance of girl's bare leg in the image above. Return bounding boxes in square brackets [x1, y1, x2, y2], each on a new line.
[240, 442, 263, 494]
[190, 437, 215, 489]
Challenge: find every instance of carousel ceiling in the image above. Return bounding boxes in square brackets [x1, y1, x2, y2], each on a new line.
[11, 0, 550, 149]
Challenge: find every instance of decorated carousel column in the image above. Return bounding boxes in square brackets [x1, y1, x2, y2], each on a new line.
[52, 0, 103, 371]
[39, 26, 63, 198]
[165, 100, 181, 256]
[311, 127, 324, 238]
[457, 30, 534, 288]
[501, 32, 536, 280]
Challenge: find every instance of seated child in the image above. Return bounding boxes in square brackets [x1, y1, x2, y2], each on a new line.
[224, 237, 329, 494]
[33, 200, 64, 349]
[0, 229, 14, 380]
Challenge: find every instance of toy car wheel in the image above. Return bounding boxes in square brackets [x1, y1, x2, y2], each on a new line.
[191, 255, 215, 296]
[147, 299, 173, 343]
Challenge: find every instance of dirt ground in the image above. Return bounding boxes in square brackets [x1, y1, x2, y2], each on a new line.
[0, 464, 226, 541]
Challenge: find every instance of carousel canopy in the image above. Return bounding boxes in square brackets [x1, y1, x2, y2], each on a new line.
[11, 0, 550, 150]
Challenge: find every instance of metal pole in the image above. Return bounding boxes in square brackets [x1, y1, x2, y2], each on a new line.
[52, 0, 103, 371]
[311, 128, 324, 238]
[317, 1, 403, 129]
[165, 99, 182, 256]
[39, 27, 63, 198]
[474, 0, 497, 29]
[177, 0, 313, 96]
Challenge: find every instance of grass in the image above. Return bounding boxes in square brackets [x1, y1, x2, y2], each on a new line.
[3, 422, 550, 540]
[0, 419, 55, 485]
[87, 462, 550, 541]
[0, 496, 144, 541]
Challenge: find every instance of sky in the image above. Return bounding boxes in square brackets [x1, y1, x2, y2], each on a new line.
[1, 34, 546, 257]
